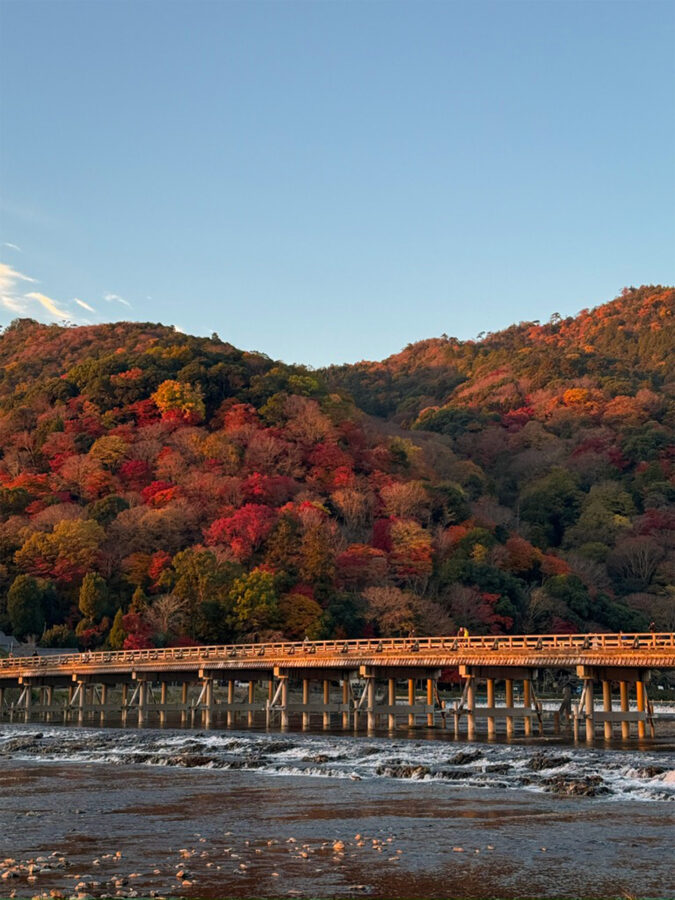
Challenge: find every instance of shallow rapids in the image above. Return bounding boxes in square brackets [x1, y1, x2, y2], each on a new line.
[1, 723, 674, 802]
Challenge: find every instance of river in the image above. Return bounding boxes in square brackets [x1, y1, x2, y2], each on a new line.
[0, 722, 673, 899]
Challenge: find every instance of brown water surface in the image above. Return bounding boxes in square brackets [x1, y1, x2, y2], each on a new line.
[0, 757, 673, 899]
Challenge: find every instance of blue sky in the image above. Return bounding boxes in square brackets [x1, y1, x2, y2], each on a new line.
[1, 0, 673, 367]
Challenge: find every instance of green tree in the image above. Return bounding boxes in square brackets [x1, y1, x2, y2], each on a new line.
[78, 572, 108, 622]
[544, 574, 591, 621]
[89, 435, 128, 470]
[279, 592, 325, 640]
[324, 592, 366, 638]
[130, 586, 149, 613]
[0, 487, 30, 516]
[231, 568, 279, 633]
[264, 516, 300, 587]
[40, 624, 76, 648]
[107, 608, 127, 649]
[7, 575, 46, 640]
[171, 549, 238, 641]
[519, 468, 583, 547]
[87, 494, 130, 526]
[298, 523, 335, 592]
[14, 519, 104, 584]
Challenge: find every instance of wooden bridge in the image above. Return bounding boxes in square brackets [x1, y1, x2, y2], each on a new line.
[1, 632, 673, 742]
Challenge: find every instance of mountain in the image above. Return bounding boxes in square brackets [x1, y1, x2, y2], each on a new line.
[0, 285, 672, 650]
[325, 285, 674, 425]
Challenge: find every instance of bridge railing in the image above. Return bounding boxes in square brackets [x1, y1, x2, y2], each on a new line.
[1, 633, 673, 673]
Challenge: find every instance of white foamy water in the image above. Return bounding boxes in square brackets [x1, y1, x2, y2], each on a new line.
[1, 724, 673, 802]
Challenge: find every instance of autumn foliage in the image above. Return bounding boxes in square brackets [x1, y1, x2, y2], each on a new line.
[0, 286, 672, 648]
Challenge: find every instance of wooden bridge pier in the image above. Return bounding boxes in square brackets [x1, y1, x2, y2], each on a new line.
[573, 666, 655, 742]
[257, 667, 440, 734]
[457, 666, 543, 740]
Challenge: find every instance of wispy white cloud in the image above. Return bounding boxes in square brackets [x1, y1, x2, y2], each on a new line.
[104, 292, 132, 308]
[0, 294, 25, 313]
[0, 261, 36, 288]
[26, 291, 71, 320]
[0, 262, 141, 326]
[0, 261, 92, 324]
[0, 261, 35, 314]
[3, 242, 22, 252]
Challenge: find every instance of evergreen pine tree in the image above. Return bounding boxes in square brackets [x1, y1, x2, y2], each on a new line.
[107, 608, 126, 650]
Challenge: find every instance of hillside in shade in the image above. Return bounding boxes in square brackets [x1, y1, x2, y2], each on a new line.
[0, 285, 672, 650]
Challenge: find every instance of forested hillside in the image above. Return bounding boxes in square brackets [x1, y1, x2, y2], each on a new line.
[0, 286, 672, 650]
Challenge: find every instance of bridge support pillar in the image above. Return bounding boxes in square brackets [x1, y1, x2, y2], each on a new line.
[100, 683, 107, 724]
[79, 681, 86, 724]
[227, 680, 234, 727]
[408, 679, 415, 727]
[342, 679, 350, 730]
[159, 682, 167, 726]
[577, 664, 660, 742]
[203, 678, 214, 728]
[302, 678, 310, 730]
[367, 674, 376, 734]
[585, 679, 594, 743]
[466, 675, 476, 740]
[388, 678, 396, 732]
[523, 679, 532, 737]
[280, 675, 289, 731]
[559, 683, 572, 733]
[121, 683, 128, 724]
[486, 678, 495, 738]
[620, 681, 629, 739]
[138, 678, 148, 727]
[505, 679, 514, 738]
[248, 681, 255, 728]
[180, 682, 188, 725]
[636, 680, 646, 739]
[41, 685, 52, 722]
[427, 678, 434, 727]
[267, 679, 273, 728]
[323, 680, 331, 730]
[602, 680, 613, 740]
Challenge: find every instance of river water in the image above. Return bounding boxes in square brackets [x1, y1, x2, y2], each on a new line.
[1, 722, 674, 899]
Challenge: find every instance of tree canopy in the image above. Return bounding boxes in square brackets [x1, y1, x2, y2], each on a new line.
[0, 286, 672, 648]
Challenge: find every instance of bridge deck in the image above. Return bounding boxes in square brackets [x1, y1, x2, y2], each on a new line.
[2, 632, 673, 681]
